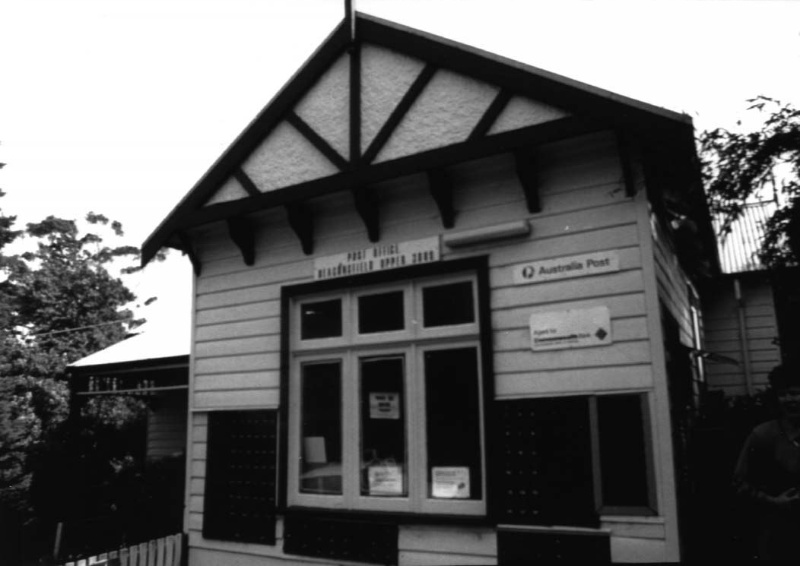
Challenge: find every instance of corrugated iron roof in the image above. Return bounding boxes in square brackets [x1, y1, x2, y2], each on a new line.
[714, 200, 777, 274]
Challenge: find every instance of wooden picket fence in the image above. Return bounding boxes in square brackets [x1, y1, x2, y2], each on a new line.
[62, 533, 184, 566]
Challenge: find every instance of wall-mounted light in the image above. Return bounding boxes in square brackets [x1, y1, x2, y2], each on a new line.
[443, 220, 531, 248]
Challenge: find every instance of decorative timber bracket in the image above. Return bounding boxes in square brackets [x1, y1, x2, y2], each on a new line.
[427, 169, 455, 229]
[177, 232, 202, 276]
[227, 216, 256, 266]
[286, 202, 314, 255]
[513, 148, 541, 214]
[352, 186, 380, 242]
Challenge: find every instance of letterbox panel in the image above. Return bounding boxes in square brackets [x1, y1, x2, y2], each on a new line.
[203, 410, 278, 545]
[494, 397, 598, 527]
[498, 529, 611, 564]
[283, 514, 398, 564]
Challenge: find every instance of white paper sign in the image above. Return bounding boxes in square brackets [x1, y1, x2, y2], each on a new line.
[530, 306, 612, 351]
[303, 436, 328, 464]
[314, 237, 440, 280]
[368, 465, 404, 495]
[369, 392, 400, 420]
[432, 467, 470, 499]
[513, 251, 620, 285]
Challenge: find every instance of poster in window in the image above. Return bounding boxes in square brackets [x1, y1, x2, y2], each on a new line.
[432, 467, 470, 499]
[368, 464, 404, 495]
[369, 392, 400, 419]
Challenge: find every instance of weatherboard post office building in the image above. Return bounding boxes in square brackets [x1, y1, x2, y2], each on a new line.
[142, 12, 717, 565]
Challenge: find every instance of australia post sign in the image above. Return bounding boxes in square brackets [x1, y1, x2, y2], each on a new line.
[513, 251, 620, 285]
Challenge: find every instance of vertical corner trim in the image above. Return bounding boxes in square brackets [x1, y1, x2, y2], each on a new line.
[514, 148, 541, 214]
[353, 186, 380, 242]
[286, 203, 315, 255]
[177, 232, 202, 276]
[227, 217, 256, 266]
[427, 169, 455, 229]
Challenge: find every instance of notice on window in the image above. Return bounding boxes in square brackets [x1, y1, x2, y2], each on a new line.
[369, 392, 400, 419]
[529, 306, 612, 351]
[314, 237, 440, 280]
[303, 436, 328, 464]
[368, 465, 404, 495]
[432, 467, 470, 499]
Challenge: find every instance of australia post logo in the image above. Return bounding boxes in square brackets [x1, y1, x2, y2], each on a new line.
[513, 251, 619, 285]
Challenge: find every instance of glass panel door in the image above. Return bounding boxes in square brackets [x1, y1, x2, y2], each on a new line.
[360, 355, 407, 497]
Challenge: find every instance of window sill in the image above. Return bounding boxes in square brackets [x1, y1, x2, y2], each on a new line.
[282, 506, 492, 528]
[600, 514, 664, 525]
[281, 508, 667, 540]
[600, 515, 666, 540]
[599, 505, 657, 518]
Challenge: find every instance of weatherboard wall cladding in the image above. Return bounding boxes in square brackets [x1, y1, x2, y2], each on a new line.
[146, 392, 188, 460]
[703, 278, 780, 396]
[183, 131, 675, 564]
[651, 216, 697, 351]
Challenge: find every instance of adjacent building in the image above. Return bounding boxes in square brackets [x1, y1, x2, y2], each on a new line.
[703, 201, 793, 396]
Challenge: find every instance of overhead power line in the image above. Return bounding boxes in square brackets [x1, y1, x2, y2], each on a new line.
[27, 317, 136, 338]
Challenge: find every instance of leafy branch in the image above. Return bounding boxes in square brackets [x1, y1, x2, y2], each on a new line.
[699, 96, 800, 268]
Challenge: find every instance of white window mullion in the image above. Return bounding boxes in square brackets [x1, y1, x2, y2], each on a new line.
[287, 358, 301, 505]
[401, 344, 416, 513]
[341, 352, 359, 507]
[413, 346, 429, 512]
[343, 294, 353, 344]
[410, 282, 423, 512]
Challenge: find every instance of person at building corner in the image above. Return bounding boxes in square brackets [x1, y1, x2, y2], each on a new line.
[734, 363, 800, 561]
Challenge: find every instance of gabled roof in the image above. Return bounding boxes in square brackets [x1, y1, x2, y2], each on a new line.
[69, 321, 190, 373]
[142, 12, 699, 267]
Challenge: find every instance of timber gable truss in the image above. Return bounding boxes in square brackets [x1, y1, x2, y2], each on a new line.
[142, 13, 695, 271]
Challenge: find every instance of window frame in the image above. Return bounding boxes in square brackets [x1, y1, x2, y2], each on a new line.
[354, 285, 411, 340]
[279, 257, 494, 519]
[590, 392, 658, 517]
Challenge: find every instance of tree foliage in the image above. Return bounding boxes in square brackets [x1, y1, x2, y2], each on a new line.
[0, 187, 148, 523]
[700, 96, 800, 268]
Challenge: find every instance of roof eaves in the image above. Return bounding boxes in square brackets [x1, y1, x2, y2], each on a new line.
[68, 355, 189, 377]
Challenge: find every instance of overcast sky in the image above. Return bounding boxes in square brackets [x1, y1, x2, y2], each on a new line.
[1, 0, 799, 328]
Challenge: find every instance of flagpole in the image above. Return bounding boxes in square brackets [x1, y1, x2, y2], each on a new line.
[345, 0, 356, 42]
